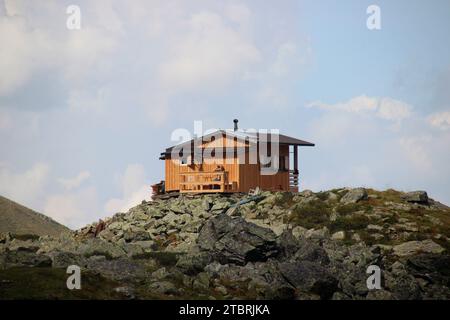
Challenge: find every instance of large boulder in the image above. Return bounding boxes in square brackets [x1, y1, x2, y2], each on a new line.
[86, 256, 149, 281]
[175, 252, 212, 275]
[294, 239, 330, 266]
[2, 251, 52, 268]
[278, 261, 338, 299]
[340, 188, 368, 204]
[402, 191, 428, 204]
[7, 239, 40, 252]
[49, 251, 85, 268]
[393, 240, 445, 257]
[77, 238, 126, 259]
[197, 214, 280, 265]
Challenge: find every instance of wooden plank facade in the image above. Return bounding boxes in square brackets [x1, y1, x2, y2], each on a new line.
[160, 121, 314, 194]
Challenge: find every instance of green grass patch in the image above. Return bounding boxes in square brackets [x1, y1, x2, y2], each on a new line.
[137, 251, 181, 267]
[273, 192, 294, 208]
[0, 267, 123, 300]
[330, 214, 370, 232]
[336, 203, 373, 216]
[10, 234, 40, 241]
[287, 200, 331, 229]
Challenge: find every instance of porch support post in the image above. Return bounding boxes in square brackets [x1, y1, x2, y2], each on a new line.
[293, 145, 298, 174]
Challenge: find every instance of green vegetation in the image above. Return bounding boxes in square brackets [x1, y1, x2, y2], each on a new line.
[0, 267, 123, 300]
[287, 200, 331, 229]
[137, 251, 181, 267]
[315, 192, 329, 201]
[9, 234, 40, 241]
[329, 215, 370, 232]
[273, 192, 294, 208]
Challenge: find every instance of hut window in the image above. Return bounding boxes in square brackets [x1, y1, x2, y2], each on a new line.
[180, 155, 192, 165]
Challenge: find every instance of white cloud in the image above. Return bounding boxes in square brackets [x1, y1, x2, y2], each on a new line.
[67, 88, 110, 113]
[0, 109, 12, 129]
[269, 42, 309, 77]
[62, 27, 118, 83]
[0, 162, 49, 206]
[58, 170, 91, 190]
[0, 0, 119, 96]
[225, 3, 251, 26]
[44, 186, 99, 229]
[307, 95, 412, 121]
[104, 164, 151, 214]
[304, 94, 450, 203]
[159, 11, 261, 92]
[378, 97, 412, 121]
[428, 111, 450, 130]
[398, 136, 433, 171]
[250, 41, 312, 108]
[0, 15, 48, 95]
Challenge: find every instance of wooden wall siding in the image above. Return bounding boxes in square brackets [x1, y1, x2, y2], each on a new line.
[238, 162, 260, 192]
[237, 144, 290, 192]
[165, 143, 293, 193]
[259, 172, 289, 191]
[165, 157, 239, 192]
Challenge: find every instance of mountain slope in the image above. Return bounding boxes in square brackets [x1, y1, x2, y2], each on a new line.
[0, 195, 70, 237]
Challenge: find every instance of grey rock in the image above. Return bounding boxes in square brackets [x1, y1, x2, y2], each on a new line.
[49, 251, 84, 268]
[331, 231, 345, 241]
[197, 214, 279, 265]
[304, 227, 330, 240]
[291, 226, 307, 239]
[210, 201, 230, 212]
[366, 290, 394, 300]
[294, 239, 330, 266]
[215, 285, 228, 295]
[124, 229, 151, 242]
[264, 283, 296, 300]
[193, 272, 210, 291]
[8, 239, 40, 252]
[278, 261, 338, 299]
[393, 240, 445, 257]
[114, 286, 135, 299]
[86, 257, 148, 281]
[3, 251, 52, 267]
[98, 229, 115, 242]
[176, 252, 212, 275]
[150, 281, 178, 295]
[367, 224, 383, 232]
[402, 191, 428, 204]
[122, 243, 145, 258]
[78, 239, 126, 259]
[152, 267, 170, 280]
[340, 188, 368, 204]
[202, 198, 212, 211]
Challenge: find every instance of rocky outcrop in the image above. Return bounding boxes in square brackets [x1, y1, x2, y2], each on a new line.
[402, 191, 429, 204]
[393, 240, 445, 257]
[197, 214, 279, 265]
[1, 188, 449, 300]
[340, 188, 368, 204]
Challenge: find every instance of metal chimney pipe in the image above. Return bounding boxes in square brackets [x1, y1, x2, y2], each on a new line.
[233, 119, 238, 131]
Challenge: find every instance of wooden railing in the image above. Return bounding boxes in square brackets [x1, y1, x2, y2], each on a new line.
[289, 170, 299, 193]
[179, 171, 235, 193]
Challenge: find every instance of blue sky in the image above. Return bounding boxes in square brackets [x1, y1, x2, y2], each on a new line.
[1, 0, 449, 228]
